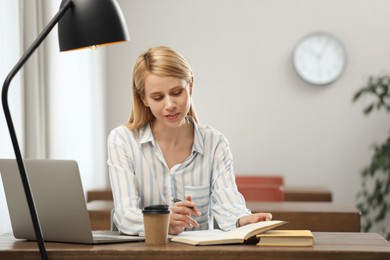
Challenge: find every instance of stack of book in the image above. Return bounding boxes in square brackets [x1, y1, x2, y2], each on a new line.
[171, 220, 313, 247]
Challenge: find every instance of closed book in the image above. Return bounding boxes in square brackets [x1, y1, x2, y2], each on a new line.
[256, 230, 314, 247]
[171, 220, 287, 246]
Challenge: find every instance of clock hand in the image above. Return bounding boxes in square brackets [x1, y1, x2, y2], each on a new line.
[306, 46, 319, 59]
[317, 38, 330, 60]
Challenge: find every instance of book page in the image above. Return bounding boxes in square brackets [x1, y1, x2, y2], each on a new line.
[172, 229, 234, 245]
[227, 220, 285, 239]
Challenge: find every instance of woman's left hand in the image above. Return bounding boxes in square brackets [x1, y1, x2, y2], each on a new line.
[237, 212, 272, 227]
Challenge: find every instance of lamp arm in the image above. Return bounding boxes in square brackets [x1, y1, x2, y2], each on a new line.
[1, 1, 73, 259]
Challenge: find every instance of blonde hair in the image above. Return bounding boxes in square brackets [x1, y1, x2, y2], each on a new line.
[126, 46, 199, 129]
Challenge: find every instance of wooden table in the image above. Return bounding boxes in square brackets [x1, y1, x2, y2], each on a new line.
[88, 201, 360, 232]
[247, 201, 360, 232]
[1, 232, 389, 260]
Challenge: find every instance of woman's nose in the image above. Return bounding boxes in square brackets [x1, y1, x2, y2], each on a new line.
[165, 96, 176, 109]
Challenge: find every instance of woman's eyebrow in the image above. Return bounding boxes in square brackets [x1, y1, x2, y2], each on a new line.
[149, 91, 163, 96]
[170, 86, 184, 91]
[149, 85, 183, 95]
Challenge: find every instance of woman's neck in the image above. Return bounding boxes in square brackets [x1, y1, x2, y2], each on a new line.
[151, 118, 195, 169]
[151, 118, 193, 146]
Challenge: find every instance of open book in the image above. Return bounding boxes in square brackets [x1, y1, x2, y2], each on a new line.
[170, 220, 286, 246]
[256, 230, 314, 247]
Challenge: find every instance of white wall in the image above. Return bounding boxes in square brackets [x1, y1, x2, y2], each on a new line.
[107, 0, 390, 204]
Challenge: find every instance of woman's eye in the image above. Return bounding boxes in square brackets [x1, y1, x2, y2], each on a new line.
[171, 90, 182, 96]
[152, 96, 163, 101]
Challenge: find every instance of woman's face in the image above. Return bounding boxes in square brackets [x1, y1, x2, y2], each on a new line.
[141, 74, 192, 129]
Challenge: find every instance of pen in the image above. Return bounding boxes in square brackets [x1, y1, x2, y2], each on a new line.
[172, 198, 195, 209]
[172, 197, 201, 219]
[172, 198, 181, 203]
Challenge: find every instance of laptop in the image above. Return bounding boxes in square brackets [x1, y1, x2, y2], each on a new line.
[0, 159, 144, 244]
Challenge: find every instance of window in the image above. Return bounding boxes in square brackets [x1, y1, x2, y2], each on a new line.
[0, 0, 23, 234]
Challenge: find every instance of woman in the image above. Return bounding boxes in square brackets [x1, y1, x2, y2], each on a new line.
[107, 46, 272, 235]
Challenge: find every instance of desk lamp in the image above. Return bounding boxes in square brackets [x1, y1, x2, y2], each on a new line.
[1, 1, 129, 259]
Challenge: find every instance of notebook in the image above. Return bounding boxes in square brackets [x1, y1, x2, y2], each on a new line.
[0, 159, 144, 244]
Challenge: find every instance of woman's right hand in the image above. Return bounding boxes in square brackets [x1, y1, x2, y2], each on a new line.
[169, 195, 201, 235]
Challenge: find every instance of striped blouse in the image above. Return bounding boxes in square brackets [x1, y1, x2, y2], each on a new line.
[107, 118, 251, 235]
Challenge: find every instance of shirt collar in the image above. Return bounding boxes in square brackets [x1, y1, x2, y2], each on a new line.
[138, 117, 205, 155]
[139, 123, 154, 145]
[189, 117, 204, 155]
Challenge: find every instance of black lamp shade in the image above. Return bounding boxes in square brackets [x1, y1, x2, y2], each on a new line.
[58, 0, 130, 51]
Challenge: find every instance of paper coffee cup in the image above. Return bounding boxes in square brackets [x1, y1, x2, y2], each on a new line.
[142, 205, 170, 245]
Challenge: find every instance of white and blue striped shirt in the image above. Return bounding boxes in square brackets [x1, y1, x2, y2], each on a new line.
[107, 119, 251, 235]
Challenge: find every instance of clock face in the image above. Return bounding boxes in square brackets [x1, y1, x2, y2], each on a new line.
[293, 32, 347, 85]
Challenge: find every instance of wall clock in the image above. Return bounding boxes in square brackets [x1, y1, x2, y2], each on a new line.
[292, 32, 347, 85]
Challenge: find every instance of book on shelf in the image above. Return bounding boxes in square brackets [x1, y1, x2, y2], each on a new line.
[170, 220, 286, 246]
[256, 230, 314, 247]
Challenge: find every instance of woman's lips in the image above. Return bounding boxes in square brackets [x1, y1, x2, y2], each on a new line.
[165, 112, 180, 121]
